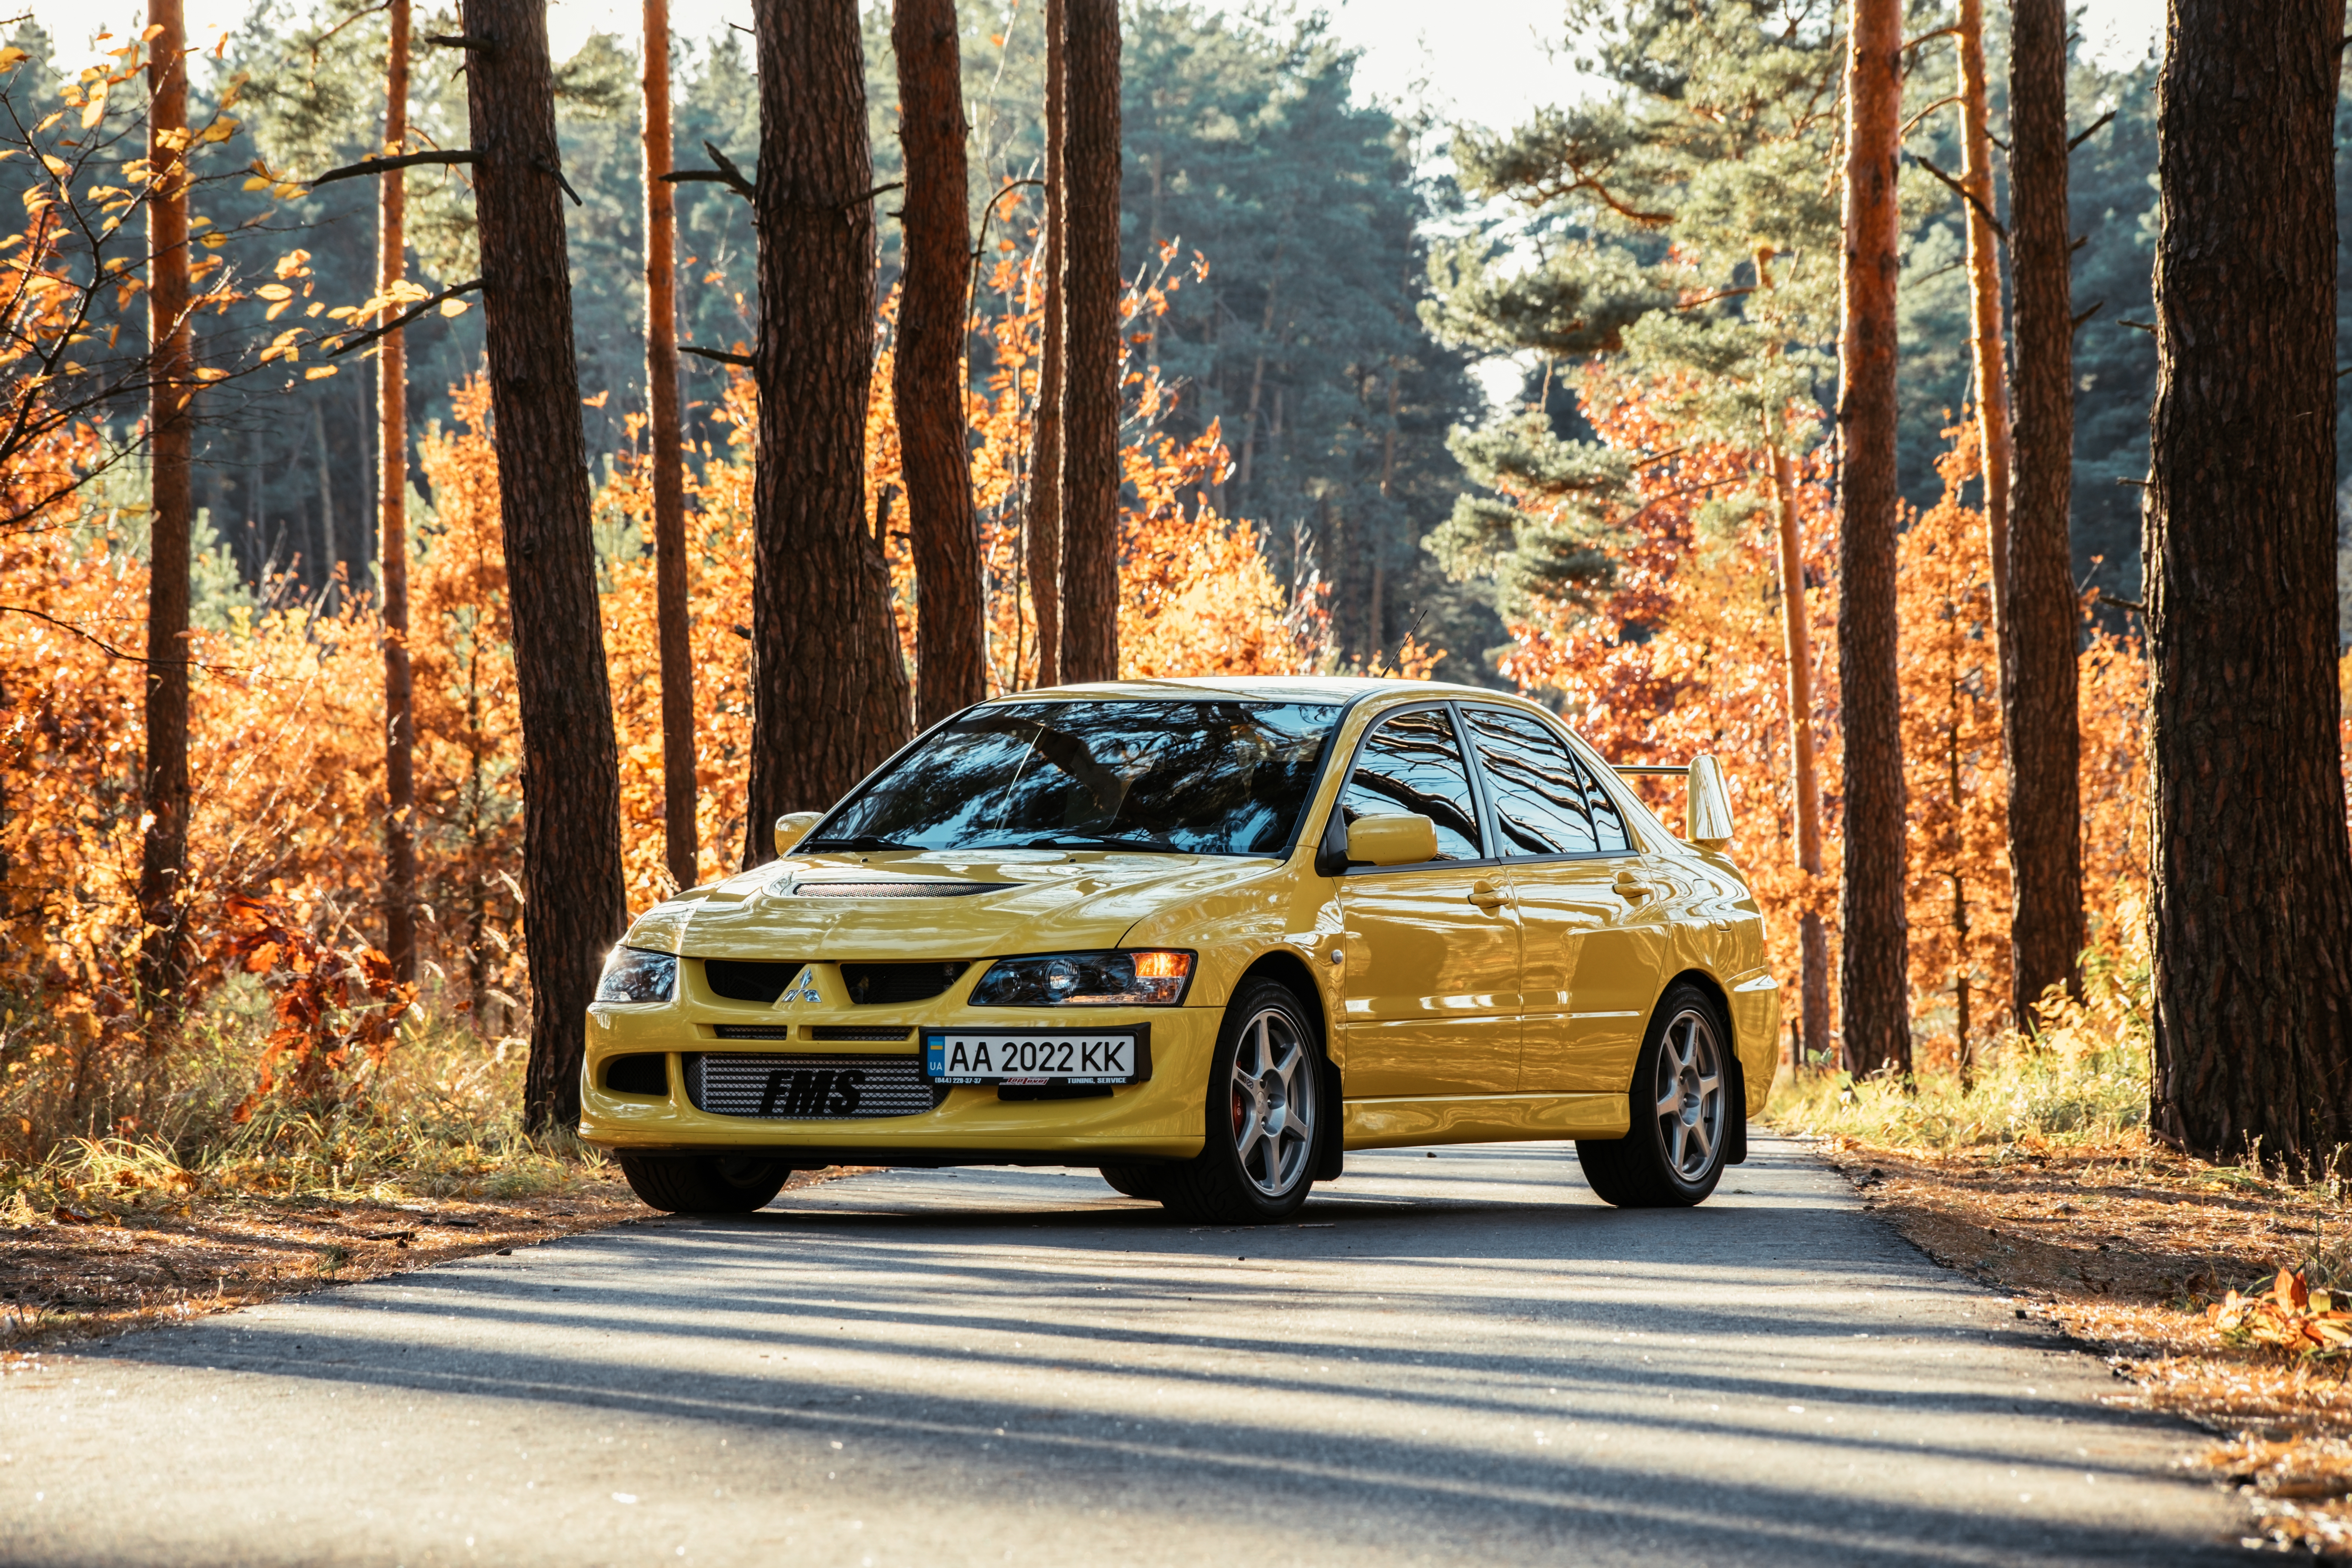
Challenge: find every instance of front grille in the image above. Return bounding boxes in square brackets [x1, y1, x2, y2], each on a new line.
[795, 882, 1010, 899]
[704, 958, 803, 1004]
[686, 1052, 942, 1119]
[840, 961, 968, 1005]
[713, 1026, 792, 1041]
[809, 1025, 912, 1041]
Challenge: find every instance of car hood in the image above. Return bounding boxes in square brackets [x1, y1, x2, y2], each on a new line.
[625, 848, 1287, 960]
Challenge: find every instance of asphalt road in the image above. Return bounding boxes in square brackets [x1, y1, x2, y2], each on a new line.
[2, 1138, 2245, 1567]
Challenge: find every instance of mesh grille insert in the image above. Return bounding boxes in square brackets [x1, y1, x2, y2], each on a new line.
[703, 959, 803, 1004]
[686, 1052, 941, 1119]
[809, 1025, 913, 1042]
[839, 962, 969, 1006]
[794, 882, 1010, 899]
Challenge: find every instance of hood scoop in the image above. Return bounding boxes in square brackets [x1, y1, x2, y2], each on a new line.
[792, 880, 1013, 899]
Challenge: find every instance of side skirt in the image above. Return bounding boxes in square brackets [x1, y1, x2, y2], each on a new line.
[1341, 1093, 1630, 1151]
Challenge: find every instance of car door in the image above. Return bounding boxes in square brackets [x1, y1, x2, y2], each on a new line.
[1461, 707, 1670, 1095]
[1333, 705, 1522, 1097]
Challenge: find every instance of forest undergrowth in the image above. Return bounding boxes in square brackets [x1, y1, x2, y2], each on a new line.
[1770, 948, 2352, 1557]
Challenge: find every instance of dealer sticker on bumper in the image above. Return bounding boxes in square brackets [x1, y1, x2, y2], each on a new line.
[923, 1027, 1150, 1086]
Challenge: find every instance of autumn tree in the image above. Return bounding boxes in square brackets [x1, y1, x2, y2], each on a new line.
[1835, 0, 1908, 1079]
[746, 0, 908, 849]
[459, 0, 628, 1128]
[2003, 0, 2084, 1021]
[2145, 0, 2352, 1171]
[136, 0, 196, 1029]
[1057, 0, 1119, 683]
[377, 0, 417, 983]
[894, 0, 986, 723]
[644, 0, 697, 889]
[1029, 0, 1066, 690]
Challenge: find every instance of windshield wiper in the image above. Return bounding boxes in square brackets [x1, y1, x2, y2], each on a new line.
[1021, 832, 1182, 853]
[799, 834, 913, 852]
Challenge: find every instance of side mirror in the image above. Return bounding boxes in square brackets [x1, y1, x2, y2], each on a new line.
[1685, 755, 1733, 850]
[773, 811, 823, 856]
[1346, 813, 1439, 867]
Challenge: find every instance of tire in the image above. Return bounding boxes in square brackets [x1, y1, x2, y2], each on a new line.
[1575, 982, 1735, 1208]
[1099, 1165, 1166, 1200]
[1155, 978, 1325, 1224]
[618, 1154, 792, 1214]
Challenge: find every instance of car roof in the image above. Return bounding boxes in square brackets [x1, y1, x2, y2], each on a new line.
[979, 675, 1524, 707]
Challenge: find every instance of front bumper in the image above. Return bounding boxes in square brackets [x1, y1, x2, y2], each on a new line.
[577, 988, 1219, 1165]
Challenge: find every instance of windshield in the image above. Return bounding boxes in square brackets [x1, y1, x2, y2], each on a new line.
[806, 700, 1344, 856]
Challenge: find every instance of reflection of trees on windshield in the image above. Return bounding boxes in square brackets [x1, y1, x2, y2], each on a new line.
[812, 702, 1341, 855]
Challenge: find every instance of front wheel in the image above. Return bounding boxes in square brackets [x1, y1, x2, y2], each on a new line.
[1575, 982, 1734, 1208]
[618, 1154, 792, 1214]
[1155, 978, 1325, 1224]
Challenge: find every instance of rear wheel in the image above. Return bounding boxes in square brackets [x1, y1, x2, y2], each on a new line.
[617, 1154, 792, 1214]
[1575, 982, 1733, 1208]
[1156, 978, 1324, 1224]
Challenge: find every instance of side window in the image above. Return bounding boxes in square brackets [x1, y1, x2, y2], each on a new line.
[1464, 708, 1597, 856]
[1577, 751, 1631, 853]
[1338, 708, 1482, 861]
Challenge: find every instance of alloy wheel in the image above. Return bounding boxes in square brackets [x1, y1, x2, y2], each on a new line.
[1228, 1006, 1315, 1198]
[1651, 1006, 1726, 1182]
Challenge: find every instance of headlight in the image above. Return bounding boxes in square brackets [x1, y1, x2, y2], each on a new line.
[596, 946, 678, 1003]
[969, 949, 1194, 1007]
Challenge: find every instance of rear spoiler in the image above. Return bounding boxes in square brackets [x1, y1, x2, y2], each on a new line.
[1610, 754, 1735, 850]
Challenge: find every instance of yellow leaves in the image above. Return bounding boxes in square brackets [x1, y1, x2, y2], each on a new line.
[2213, 1268, 2352, 1358]
[200, 119, 238, 145]
[199, 233, 228, 249]
[80, 83, 108, 131]
[582, 389, 609, 409]
[39, 155, 69, 179]
[274, 248, 312, 281]
[191, 367, 228, 382]
[0, 46, 29, 69]
[258, 326, 305, 365]
[302, 365, 338, 381]
[438, 297, 470, 318]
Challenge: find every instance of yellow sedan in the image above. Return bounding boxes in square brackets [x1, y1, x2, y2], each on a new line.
[578, 677, 1780, 1224]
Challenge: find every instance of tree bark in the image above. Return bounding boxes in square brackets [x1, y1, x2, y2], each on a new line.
[643, 0, 697, 892]
[744, 0, 909, 855]
[379, 0, 417, 982]
[1057, 0, 1120, 684]
[136, 0, 193, 1026]
[1028, 0, 1065, 689]
[1958, 0, 2011, 606]
[2145, 0, 2352, 1173]
[1835, 0, 1910, 1080]
[461, 0, 629, 1131]
[1766, 411, 1831, 1069]
[894, 0, 987, 724]
[2004, 0, 2085, 1024]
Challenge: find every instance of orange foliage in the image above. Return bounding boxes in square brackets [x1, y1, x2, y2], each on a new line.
[1492, 374, 2153, 1067]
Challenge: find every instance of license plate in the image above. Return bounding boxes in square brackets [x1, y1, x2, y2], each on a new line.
[923, 1026, 1151, 1086]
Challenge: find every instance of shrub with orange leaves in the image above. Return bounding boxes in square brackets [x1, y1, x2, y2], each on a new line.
[223, 891, 415, 1120]
[2213, 1268, 2352, 1360]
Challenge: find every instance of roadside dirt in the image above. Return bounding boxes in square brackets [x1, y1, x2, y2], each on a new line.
[0, 1166, 867, 1360]
[1813, 1137, 2352, 1557]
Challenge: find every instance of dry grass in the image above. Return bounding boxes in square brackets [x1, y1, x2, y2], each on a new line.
[1771, 995, 2352, 1557]
[0, 978, 868, 1358]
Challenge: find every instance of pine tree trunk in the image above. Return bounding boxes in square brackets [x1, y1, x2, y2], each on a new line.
[379, 0, 416, 982]
[894, 0, 986, 724]
[461, 0, 629, 1130]
[1957, 0, 2011, 602]
[2146, 0, 2352, 1173]
[1835, 0, 1911, 1079]
[1029, 0, 1064, 689]
[744, 0, 909, 853]
[1057, 0, 1120, 684]
[2005, 0, 2085, 1024]
[136, 0, 193, 1027]
[1766, 416, 1831, 1068]
[643, 0, 697, 891]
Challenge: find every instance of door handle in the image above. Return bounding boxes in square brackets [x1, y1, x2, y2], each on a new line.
[1468, 879, 1508, 910]
[1614, 869, 1654, 899]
